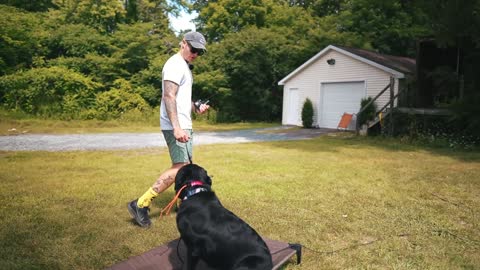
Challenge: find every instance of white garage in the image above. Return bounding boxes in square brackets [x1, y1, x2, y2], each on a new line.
[278, 45, 416, 130]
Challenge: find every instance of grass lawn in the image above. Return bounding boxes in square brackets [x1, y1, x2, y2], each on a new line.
[0, 118, 279, 135]
[0, 109, 279, 135]
[0, 135, 479, 269]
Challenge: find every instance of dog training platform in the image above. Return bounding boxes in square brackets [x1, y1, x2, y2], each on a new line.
[107, 237, 301, 270]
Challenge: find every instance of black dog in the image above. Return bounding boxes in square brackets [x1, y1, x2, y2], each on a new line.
[174, 164, 273, 270]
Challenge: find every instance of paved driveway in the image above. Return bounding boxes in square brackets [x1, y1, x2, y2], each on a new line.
[0, 126, 335, 152]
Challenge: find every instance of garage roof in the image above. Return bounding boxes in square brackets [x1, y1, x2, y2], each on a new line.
[278, 45, 416, 85]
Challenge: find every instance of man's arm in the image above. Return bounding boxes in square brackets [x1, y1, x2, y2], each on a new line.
[163, 80, 189, 142]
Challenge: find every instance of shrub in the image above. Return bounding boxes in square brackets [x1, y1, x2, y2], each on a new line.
[0, 66, 101, 117]
[357, 97, 377, 127]
[93, 89, 150, 120]
[391, 112, 479, 150]
[301, 98, 314, 128]
[449, 94, 480, 138]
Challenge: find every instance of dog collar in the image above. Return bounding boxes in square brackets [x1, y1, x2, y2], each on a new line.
[183, 187, 209, 201]
[189, 180, 204, 187]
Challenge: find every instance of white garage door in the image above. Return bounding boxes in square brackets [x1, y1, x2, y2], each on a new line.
[320, 81, 365, 129]
[286, 88, 300, 125]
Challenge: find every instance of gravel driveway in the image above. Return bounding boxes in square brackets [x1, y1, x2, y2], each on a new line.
[0, 126, 334, 152]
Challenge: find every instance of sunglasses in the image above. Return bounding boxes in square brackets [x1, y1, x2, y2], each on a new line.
[186, 42, 205, 56]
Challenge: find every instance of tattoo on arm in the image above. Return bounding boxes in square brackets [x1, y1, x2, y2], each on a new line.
[163, 80, 181, 129]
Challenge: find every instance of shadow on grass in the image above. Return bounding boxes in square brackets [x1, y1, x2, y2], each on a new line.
[151, 191, 176, 218]
[0, 199, 138, 270]
[0, 219, 63, 269]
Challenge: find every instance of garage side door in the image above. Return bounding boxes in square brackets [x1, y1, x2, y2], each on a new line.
[320, 81, 365, 129]
[286, 88, 300, 125]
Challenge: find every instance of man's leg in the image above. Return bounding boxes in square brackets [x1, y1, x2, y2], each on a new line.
[128, 129, 193, 228]
[151, 163, 187, 194]
[128, 163, 187, 228]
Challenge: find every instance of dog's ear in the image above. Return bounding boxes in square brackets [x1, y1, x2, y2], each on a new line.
[205, 175, 212, 186]
[201, 168, 212, 186]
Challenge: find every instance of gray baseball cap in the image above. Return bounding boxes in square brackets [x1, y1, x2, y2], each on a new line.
[184, 31, 207, 51]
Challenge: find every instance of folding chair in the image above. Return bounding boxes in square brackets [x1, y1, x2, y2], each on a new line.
[337, 113, 353, 130]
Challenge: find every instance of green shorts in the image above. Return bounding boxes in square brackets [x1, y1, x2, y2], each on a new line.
[162, 129, 193, 164]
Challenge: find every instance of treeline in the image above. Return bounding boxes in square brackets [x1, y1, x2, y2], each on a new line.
[0, 0, 478, 124]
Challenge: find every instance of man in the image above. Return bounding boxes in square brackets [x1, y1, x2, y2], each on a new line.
[128, 31, 209, 228]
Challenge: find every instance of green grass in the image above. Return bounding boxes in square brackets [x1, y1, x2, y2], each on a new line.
[0, 109, 279, 135]
[0, 118, 278, 135]
[1, 135, 479, 269]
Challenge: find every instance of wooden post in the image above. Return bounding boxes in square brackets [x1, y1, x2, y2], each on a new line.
[389, 77, 395, 135]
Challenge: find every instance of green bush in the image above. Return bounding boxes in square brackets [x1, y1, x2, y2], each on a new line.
[93, 90, 149, 120]
[192, 107, 218, 124]
[301, 98, 314, 128]
[390, 112, 479, 150]
[450, 94, 480, 138]
[357, 97, 377, 127]
[0, 66, 101, 117]
[46, 24, 112, 58]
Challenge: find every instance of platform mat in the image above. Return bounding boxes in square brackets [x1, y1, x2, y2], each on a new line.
[107, 237, 301, 270]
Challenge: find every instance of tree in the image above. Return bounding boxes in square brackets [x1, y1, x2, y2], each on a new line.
[210, 27, 310, 121]
[50, 0, 126, 33]
[301, 98, 314, 128]
[48, 54, 129, 91]
[130, 54, 170, 106]
[45, 24, 112, 59]
[195, 0, 270, 41]
[93, 79, 150, 120]
[3, 0, 475, 128]
[129, 0, 173, 24]
[0, 0, 55, 12]
[357, 97, 377, 127]
[0, 5, 46, 75]
[283, 0, 349, 17]
[191, 0, 368, 122]
[416, 0, 479, 47]
[415, 0, 480, 137]
[110, 22, 175, 75]
[310, 0, 349, 17]
[0, 66, 102, 117]
[336, 0, 429, 56]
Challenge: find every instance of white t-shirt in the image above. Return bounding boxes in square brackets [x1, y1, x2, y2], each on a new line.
[160, 53, 193, 130]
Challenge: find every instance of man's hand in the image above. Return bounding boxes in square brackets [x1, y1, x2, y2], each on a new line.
[194, 100, 210, 114]
[197, 103, 210, 114]
[174, 128, 190, 143]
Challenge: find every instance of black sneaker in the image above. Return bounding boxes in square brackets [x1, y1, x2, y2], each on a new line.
[127, 199, 151, 228]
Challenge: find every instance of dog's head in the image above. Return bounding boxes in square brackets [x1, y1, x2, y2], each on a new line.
[175, 164, 212, 193]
